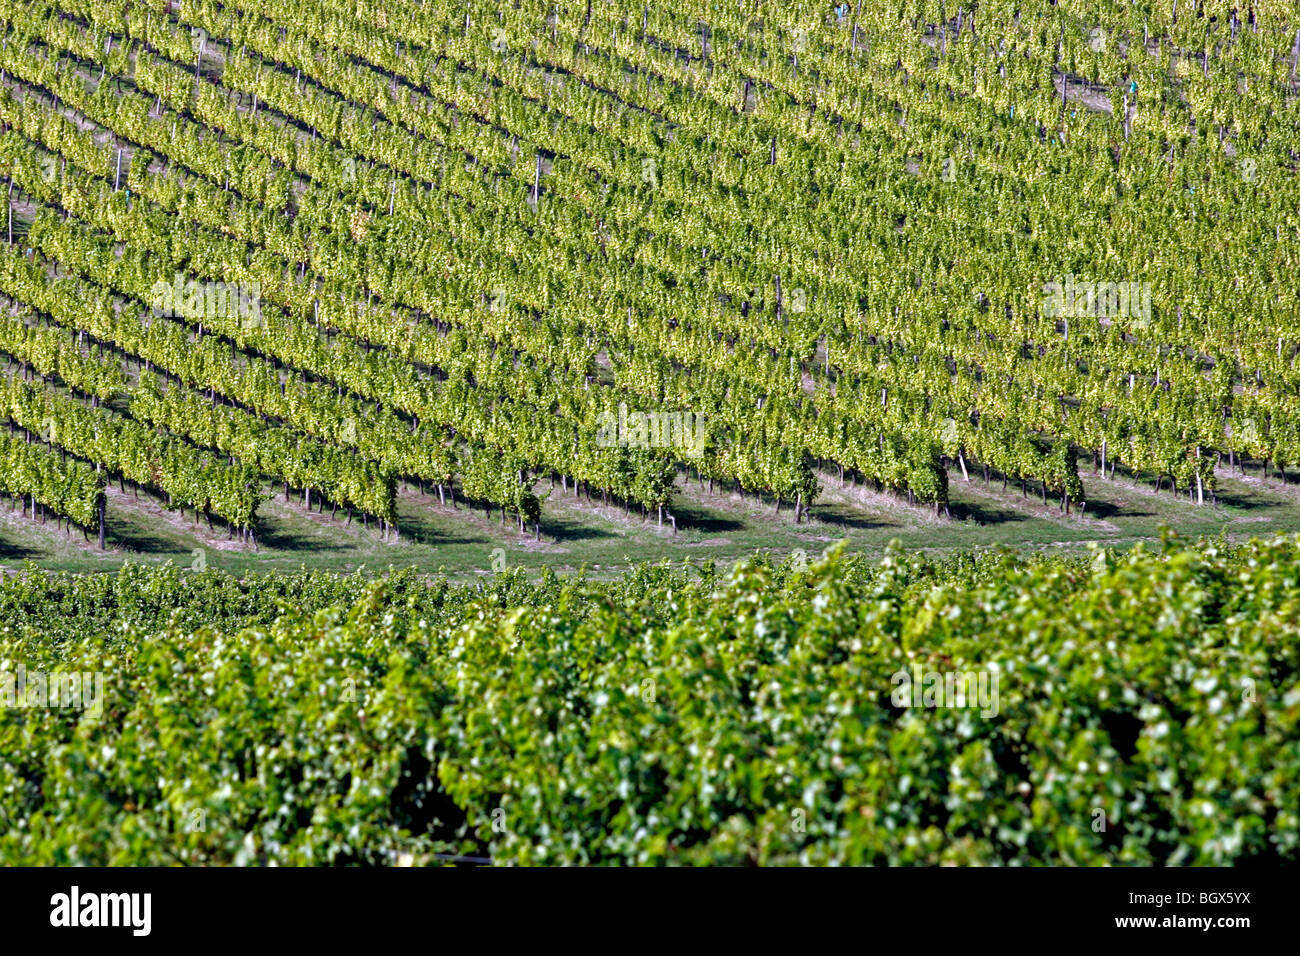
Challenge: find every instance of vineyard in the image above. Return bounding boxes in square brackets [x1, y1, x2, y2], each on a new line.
[0, 0, 1298, 872]
[0, 0, 1290, 562]
[2, 538, 1298, 865]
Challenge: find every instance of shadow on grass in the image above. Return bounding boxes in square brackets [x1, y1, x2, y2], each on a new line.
[1212, 486, 1279, 512]
[392, 510, 502, 547]
[543, 514, 621, 543]
[1080, 499, 1122, 520]
[948, 500, 1028, 525]
[808, 504, 887, 531]
[666, 503, 746, 535]
[105, 522, 190, 554]
[0, 538, 41, 559]
[256, 519, 353, 553]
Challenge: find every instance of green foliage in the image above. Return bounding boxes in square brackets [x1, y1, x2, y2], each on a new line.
[4, 0, 1294, 535]
[0, 428, 103, 527]
[3, 538, 1298, 865]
